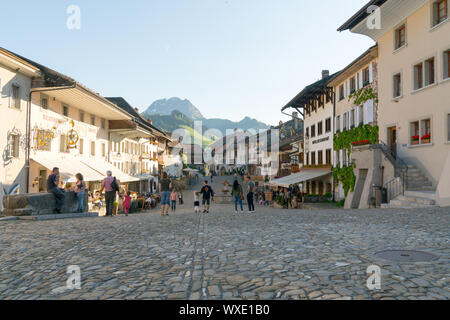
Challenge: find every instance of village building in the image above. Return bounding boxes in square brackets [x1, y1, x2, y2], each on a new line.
[339, 0, 450, 207]
[329, 45, 380, 207]
[281, 71, 339, 199]
[0, 48, 41, 210]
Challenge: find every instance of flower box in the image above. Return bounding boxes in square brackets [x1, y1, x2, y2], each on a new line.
[351, 139, 371, 147]
[421, 134, 431, 144]
[411, 140, 419, 145]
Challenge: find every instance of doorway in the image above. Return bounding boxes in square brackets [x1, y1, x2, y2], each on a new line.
[388, 126, 397, 158]
[38, 170, 47, 192]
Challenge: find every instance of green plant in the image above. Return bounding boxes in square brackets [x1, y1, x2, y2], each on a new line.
[324, 192, 332, 198]
[333, 163, 356, 197]
[336, 199, 345, 207]
[348, 87, 379, 106]
[334, 125, 379, 156]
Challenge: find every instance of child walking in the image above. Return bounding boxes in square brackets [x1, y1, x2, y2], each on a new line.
[194, 191, 200, 213]
[123, 191, 132, 217]
[170, 189, 178, 213]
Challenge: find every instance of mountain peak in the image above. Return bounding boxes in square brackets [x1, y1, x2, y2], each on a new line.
[143, 97, 204, 120]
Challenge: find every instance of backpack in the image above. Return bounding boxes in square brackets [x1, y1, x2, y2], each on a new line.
[111, 177, 120, 192]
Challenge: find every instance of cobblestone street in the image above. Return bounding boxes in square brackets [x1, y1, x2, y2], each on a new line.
[1, 180, 449, 300]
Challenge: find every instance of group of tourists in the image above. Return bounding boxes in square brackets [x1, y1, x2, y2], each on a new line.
[46, 167, 87, 214]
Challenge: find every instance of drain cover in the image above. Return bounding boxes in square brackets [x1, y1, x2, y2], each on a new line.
[374, 250, 439, 262]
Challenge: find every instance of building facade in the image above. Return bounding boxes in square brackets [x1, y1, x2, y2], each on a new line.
[0, 48, 41, 210]
[339, 0, 450, 207]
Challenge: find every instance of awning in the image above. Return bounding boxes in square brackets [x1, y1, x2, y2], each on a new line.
[269, 169, 332, 188]
[80, 158, 139, 183]
[31, 153, 105, 183]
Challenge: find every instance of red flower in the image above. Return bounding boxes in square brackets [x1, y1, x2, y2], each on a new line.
[421, 134, 431, 140]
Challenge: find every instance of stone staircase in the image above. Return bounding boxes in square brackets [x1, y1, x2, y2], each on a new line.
[382, 164, 437, 209]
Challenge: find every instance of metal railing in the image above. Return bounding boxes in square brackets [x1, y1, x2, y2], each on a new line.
[375, 141, 409, 201]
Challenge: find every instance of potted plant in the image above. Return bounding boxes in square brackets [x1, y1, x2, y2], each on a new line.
[411, 135, 420, 145]
[421, 133, 431, 144]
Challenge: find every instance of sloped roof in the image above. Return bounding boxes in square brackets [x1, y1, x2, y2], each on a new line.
[337, 0, 388, 32]
[281, 71, 341, 112]
[106, 97, 167, 137]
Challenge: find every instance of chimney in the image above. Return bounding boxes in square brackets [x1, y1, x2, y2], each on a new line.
[322, 70, 330, 79]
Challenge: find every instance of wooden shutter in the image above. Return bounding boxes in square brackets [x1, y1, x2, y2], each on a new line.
[369, 63, 374, 83]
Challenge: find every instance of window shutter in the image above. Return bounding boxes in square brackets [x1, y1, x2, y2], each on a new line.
[359, 71, 364, 89]
[369, 63, 374, 83]
[334, 117, 337, 133]
[355, 108, 359, 127]
[346, 80, 351, 96]
[366, 99, 374, 123]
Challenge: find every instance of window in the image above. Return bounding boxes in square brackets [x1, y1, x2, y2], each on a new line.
[11, 85, 20, 109]
[306, 127, 310, 138]
[311, 152, 316, 165]
[335, 116, 341, 133]
[318, 151, 323, 165]
[317, 121, 323, 136]
[325, 118, 331, 133]
[425, 57, 435, 86]
[363, 68, 370, 86]
[350, 77, 356, 93]
[395, 25, 406, 49]
[91, 141, 96, 156]
[79, 139, 84, 155]
[433, 0, 448, 26]
[102, 143, 106, 157]
[60, 135, 67, 153]
[410, 119, 432, 145]
[414, 63, 424, 90]
[326, 149, 331, 165]
[90, 115, 96, 126]
[63, 105, 69, 117]
[393, 73, 402, 98]
[443, 50, 450, 79]
[343, 113, 348, 131]
[9, 134, 20, 158]
[101, 118, 106, 130]
[311, 125, 316, 138]
[41, 97, 48, 110]
[410, 121, 420, 145]
[448, 114, 450, 141]
[421, 119, 431, 144]
[79, 111, 85, 122]
[339, 85, 345, 101]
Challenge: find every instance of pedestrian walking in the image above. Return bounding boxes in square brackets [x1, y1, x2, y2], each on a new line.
[178, 191, 184, 205]
[231, 180, 244, 214]
[210, 172, 214, 183]
[246, 176, 255, 213]
[159, 172, 172, 216]
[199, 180, 214, 213]
[170, 189, 178, 212]
[100, 171, 119, 217]
[123, 191, 132, 216]
[47, 167, 65, 214]
[194, 191, 200, 213]
[73, 173, 86, 213]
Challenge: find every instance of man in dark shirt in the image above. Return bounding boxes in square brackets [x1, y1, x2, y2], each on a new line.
[47, 167, 65, 214]
[199, 180, 214, 213]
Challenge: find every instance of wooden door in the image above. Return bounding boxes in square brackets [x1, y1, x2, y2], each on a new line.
[389, 127, 397, 158]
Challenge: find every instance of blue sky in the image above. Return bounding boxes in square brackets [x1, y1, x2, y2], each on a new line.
[1, 0, 374, 126]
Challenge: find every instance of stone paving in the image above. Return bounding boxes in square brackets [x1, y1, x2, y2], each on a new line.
[0, 178, 449, 300]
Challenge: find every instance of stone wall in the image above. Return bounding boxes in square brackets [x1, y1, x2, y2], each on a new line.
[2, 191, 88, 216]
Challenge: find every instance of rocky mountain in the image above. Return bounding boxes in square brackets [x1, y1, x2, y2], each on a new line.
[143, 97, 204, 120]
[142, 98, 270, 136]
